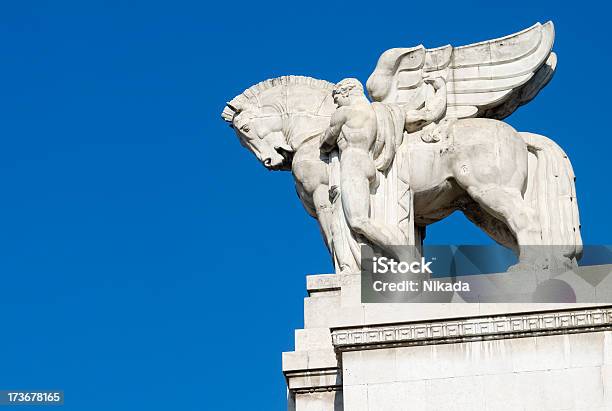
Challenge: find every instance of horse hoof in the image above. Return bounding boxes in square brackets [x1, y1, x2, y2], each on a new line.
[507, 262, 538, 273]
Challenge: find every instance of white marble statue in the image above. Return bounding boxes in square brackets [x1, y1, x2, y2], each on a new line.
[221, 21, 582, 273]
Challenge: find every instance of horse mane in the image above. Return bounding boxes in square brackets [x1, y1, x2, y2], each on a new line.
[221, 75, 336, 122]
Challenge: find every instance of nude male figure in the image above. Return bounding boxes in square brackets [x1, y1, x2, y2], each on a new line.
[319, 77, 446, 252]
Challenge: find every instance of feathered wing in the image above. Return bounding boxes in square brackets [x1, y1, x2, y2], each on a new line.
[366, 21, 557, 120]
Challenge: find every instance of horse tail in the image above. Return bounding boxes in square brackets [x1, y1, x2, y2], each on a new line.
[520, 132, 583, 261]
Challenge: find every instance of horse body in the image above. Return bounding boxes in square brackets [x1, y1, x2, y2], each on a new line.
[223, 76, 582, 271]
[406, 119, 528, 221]
[289, 114, 541, 265]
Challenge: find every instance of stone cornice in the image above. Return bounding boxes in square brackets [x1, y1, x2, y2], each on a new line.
[331, 306, 612, 351]
[284, 367, 342, 394]
[306, 274, 341, 296]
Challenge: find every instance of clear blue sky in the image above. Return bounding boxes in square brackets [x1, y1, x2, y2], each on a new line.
[0, 1, 610, 410]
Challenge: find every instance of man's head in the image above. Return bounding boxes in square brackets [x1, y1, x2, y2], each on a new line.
[333, 78, 365, 107]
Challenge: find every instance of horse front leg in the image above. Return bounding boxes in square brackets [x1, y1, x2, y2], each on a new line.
[295, 181, 338, 263]
[310, 185, 333, 252]
[312, 184, 359, 273]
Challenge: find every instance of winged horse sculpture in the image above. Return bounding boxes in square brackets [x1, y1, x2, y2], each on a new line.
[222, 22, 582, 273]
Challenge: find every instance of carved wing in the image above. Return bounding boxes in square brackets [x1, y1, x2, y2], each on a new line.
[366, 22, 557, 120]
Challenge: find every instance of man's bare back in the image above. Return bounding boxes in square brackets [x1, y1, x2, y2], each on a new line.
[335, 104, 377, 152]
[324, 98, 378, 184]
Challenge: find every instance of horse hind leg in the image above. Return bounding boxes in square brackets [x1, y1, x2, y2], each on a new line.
[461, 199, 518, 252]
[464, 184, 543, 270]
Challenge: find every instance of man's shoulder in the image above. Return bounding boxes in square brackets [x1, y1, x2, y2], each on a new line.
[331, 106, 349, 120]
[345, 102, 375, 115]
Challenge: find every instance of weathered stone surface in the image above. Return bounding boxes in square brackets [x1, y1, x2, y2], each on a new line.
[342, 332, 612, 410]
[283, 268, 612, 410]
[290, 391, 343, 411]
[220, 21, 601, 411]
[222, 21, 581, 275]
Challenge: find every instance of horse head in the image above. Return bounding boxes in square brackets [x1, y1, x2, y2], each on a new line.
[222, 99, 290, 171]
[221, 76, 337, 171]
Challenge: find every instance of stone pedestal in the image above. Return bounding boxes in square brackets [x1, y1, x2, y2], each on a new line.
[283, 270, 612, 410]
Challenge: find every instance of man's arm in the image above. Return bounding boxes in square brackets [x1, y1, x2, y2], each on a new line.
[404, 77, 447, 132]
[422, 77, 447, 122]
[320, 108, 347, 153]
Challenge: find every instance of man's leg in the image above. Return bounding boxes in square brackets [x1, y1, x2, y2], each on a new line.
[341, 170, 407, 248]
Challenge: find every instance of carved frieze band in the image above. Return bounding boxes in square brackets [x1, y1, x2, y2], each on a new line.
[331, 306, 612, 351]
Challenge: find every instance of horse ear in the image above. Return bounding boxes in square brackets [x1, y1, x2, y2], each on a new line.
[226, 101, 240, 113]
[228, 100, 257, 113]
